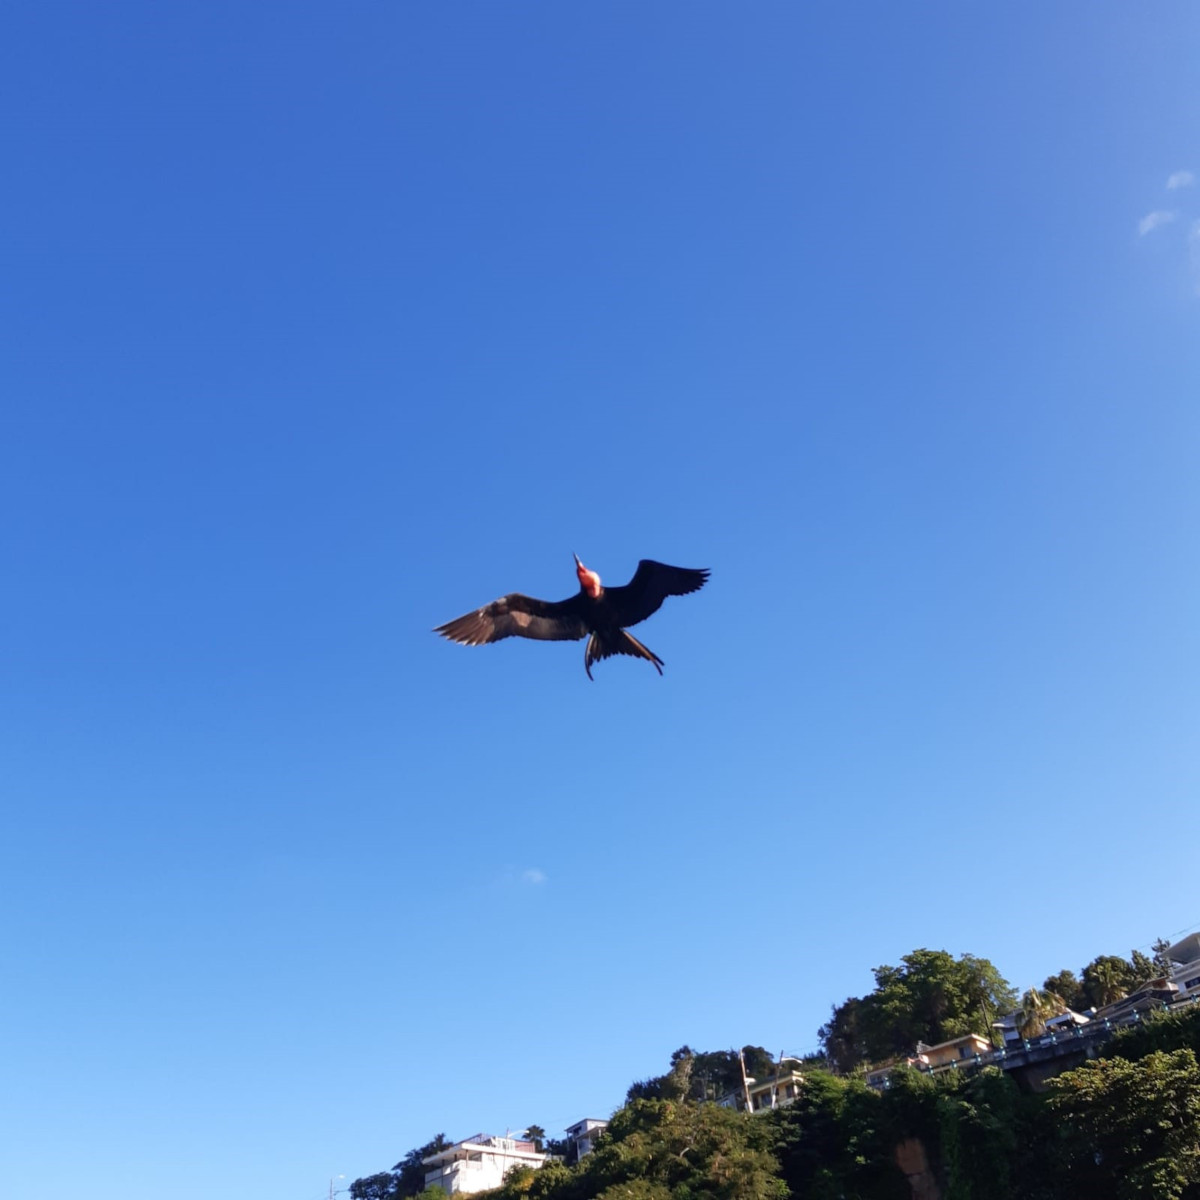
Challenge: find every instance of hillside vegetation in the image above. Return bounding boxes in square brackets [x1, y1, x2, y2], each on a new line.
[353, 947, 1200, 1200]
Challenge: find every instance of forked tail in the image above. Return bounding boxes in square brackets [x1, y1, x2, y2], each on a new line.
[584, 629, 665, 680]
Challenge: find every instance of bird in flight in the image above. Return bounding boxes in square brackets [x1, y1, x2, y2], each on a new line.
[434, 555, 710, 679]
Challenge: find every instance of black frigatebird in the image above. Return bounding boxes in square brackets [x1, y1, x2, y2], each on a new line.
[434, 555, 709, 679]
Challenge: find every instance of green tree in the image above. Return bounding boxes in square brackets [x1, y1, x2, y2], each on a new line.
[543, 1136, 572, 1162]
[1048, 1049, 1200, 1198]
[626, 1076, 670, 1103]
[349, 1135, 450, 1200]
[1153, 937, 1174, 976]
[1015, 986, 1064, 1040]
[821, 949, 1016, 1069]
[526, 1162, 576, 1200]
[631, 1045, 777, 1104]
[1042, 968, 1085, 1011]
[350, 1174, 400, 1200]
[818, 996, 870, 1074]
[577, 1099, 787, 1200]
[394, 1136, 450, 1196]
[936, 1069, 1021, 1200]
[957, 954, 1017, 1044]
[767, 1070, 908, 1200]
[1127, 949, 1158, 987]
[665, 1047, 694, 1100]
[1081, 955, 1132, 1009]
[690, 1049, 744, 1100]
[1108, 1000, 1200, 1061]
[523, 1125, 546, 1151]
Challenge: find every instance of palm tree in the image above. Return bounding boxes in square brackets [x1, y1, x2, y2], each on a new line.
[1089, 959, 1127, 1008]
[1016, 987, 1066, 1040]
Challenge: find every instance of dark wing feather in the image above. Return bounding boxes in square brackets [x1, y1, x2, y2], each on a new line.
[434, 593, 588, 646]
[604, 560, 710, 628]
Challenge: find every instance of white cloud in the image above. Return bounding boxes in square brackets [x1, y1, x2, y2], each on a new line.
[1139, 210, 1178, 236]
[1167, 170, 1195, 190]
[521, 868, 547, 885]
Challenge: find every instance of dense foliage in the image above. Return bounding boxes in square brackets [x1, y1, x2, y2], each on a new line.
[351, 1026, 1200, 1200]
[1039, 944, 1171, 1018]
[350, 1136, 450, 1200]
[818, 950, 1017, 1072]
[1107, 999, 1200, 1060]
[497, 1100, 787, 1200]
[627, 1046, 778, 1105]
[1047, 1050, 1200, 1199]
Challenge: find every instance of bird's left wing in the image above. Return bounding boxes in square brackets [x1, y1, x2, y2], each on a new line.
[604, 560, 710, 627]
[434, 593, 588, 646]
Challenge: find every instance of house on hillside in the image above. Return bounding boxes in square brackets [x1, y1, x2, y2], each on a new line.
[916, 1032, 993, 1073]
[1168, 933, 1200, 1000]
[994, 1008, 1090, 1048]
[717, 1070, 804, 1112]
[564, 1118, 608, 1161]
[422, 1134, 548, 1194]
[1090, 978, 1180, 1026]
[864, 1033, 994, 1090]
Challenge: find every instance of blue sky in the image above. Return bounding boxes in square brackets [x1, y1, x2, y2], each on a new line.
[3, 3, 1200, 1198]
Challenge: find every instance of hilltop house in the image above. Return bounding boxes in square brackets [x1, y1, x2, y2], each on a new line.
[865, 1033, 994, 1088]
[1090, 977, 1180, 1026]
[565, 1119, 608, 1161]
[995, 1007, 1090, 1048]
[422, 1135, 548, 1194]
[1168, 934, 1200, 999]
[717, 1070, 804, 1113]
[915, 1032, 993, 1073]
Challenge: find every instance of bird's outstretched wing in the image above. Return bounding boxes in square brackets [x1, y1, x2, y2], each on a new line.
[434, 593, 588, 646]
[604, 561, 710, 628]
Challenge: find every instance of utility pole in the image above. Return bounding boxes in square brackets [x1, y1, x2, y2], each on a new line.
[770, 1048, 785, 1110]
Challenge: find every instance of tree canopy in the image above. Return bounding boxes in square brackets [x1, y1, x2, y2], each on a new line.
[1041, 969, 1085, 1012]
[819, 949, 1016, 1071]
[1015, 987, 1065, 1040]
[628, 1046, 777, 1105]
[492, 1099, 786, 1200]
[1080, 955, 1134, 1009]
[1048, 1049, 1200, 1199]
[349, 1135, 449, 1200]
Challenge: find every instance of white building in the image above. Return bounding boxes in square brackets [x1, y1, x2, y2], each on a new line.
[565, 1118, 608, 1160]
[423, 1135, 548, 1195]
[994, 1007, 1090, 1048]
[1168, 933, 1200, 1000]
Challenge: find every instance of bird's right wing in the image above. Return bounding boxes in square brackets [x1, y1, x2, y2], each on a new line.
[434, 593, 588, 646]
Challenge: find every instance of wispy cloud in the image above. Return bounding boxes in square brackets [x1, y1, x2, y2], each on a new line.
[1139, 210, 1178, 236]
[1167, 170, 1195, 190]
[498, 865, 549, 889]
